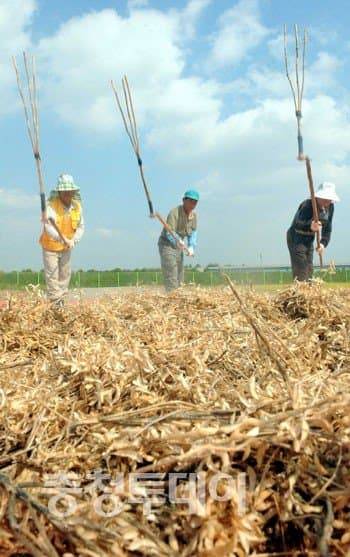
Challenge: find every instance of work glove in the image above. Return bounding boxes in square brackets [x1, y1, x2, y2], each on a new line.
[316, 243, 325, 254]
[177, 239, 186, 251]
[310, 220, 322, 233]
[187, 246, 194, 257]
[63, 237, 75, 250]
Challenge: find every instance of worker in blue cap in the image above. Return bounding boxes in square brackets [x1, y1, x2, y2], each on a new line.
[158, 190, 199, 292]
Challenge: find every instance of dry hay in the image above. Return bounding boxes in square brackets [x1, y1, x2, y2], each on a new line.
[0, 281, 349, 557]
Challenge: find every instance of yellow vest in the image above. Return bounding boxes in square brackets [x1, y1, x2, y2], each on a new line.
[40, 198, 81, 252]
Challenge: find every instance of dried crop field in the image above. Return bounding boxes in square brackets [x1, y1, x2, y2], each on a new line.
[0, 282, 349, 556]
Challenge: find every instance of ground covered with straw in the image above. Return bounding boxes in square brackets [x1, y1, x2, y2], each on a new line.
[0, 282, 349, 557]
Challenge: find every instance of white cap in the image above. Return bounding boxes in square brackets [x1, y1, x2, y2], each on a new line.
[315, 182, 339, 203]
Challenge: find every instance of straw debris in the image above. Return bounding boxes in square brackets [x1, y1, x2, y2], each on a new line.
[0, 283, 349, 556]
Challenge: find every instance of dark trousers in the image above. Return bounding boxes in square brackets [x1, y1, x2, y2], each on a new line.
[287, 230, 314, 281]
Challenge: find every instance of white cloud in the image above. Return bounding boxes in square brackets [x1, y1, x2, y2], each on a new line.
[227, 49, 342, 104]
[0, 0, 36, 115]
[308, 51, 342, 90]
[179, 0, 212, 39]
[209, 0, 269, 68]
[95, 227, 120, 238]
[308, 26, 338, 46]
[0, 187, 37, 209]
[267, 32, 285, 61]
[36, 1, 217, 137]
[37, 7, 185, 132]
[0, 0, 35, 52]
[232, 67, 286, 99]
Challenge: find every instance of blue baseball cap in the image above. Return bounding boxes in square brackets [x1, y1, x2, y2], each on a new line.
[183, 189, 199, 201]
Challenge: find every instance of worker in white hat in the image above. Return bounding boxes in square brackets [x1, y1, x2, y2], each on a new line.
[287, 182, 339, 281]
[40, 174, 84, 306]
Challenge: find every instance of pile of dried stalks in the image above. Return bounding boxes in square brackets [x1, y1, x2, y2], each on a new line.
[0, 281, 349, 556]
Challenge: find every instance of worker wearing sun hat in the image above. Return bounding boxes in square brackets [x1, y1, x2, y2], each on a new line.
[287, 182, 339, 281]
[158, 189, 199, 292]
[40, 174, 84, 306]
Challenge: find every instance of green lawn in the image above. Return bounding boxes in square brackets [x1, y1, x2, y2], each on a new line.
[1, 270, 350, 290]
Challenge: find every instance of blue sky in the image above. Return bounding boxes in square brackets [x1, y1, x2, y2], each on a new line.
[1, 0, 350, 270]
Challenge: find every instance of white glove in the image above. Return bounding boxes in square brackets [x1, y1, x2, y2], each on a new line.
[63, 237, 75, 249]
[177, 239, 186, 250]
[187, 246, 194, 257]
[316, 243, 324, 254]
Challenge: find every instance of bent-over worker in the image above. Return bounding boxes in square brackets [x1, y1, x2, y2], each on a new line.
[287, 182, 339, 281]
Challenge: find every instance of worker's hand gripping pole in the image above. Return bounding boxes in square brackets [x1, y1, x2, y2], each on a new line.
[154, 212, 190, 256]
[305, 157, 323, 268]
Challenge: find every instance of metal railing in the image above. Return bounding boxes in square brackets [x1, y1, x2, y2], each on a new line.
[0, 268, 349, 290]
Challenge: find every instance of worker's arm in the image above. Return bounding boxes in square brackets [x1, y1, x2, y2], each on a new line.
[321, 204, 334, 248]
[72, 210, 85, 245]
[164, 209, 180, 246]
[293, 200, 314, 232]
[186, 229, 197, 256]
[187, 229, 197, 249]
[44, 206, 62, 241]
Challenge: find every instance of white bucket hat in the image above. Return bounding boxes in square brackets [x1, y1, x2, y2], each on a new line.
[55, 174, 80, 192]
[315, 182, 339, 203]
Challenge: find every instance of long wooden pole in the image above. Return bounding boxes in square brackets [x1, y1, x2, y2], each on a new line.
[284, 25, 323, 268]
[305, 157, 323, 267]
[111, 77, 191, 256]
[13, 53, 69, 249]
[111, 78, 154, 216]
[13, 54, 47, 219]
